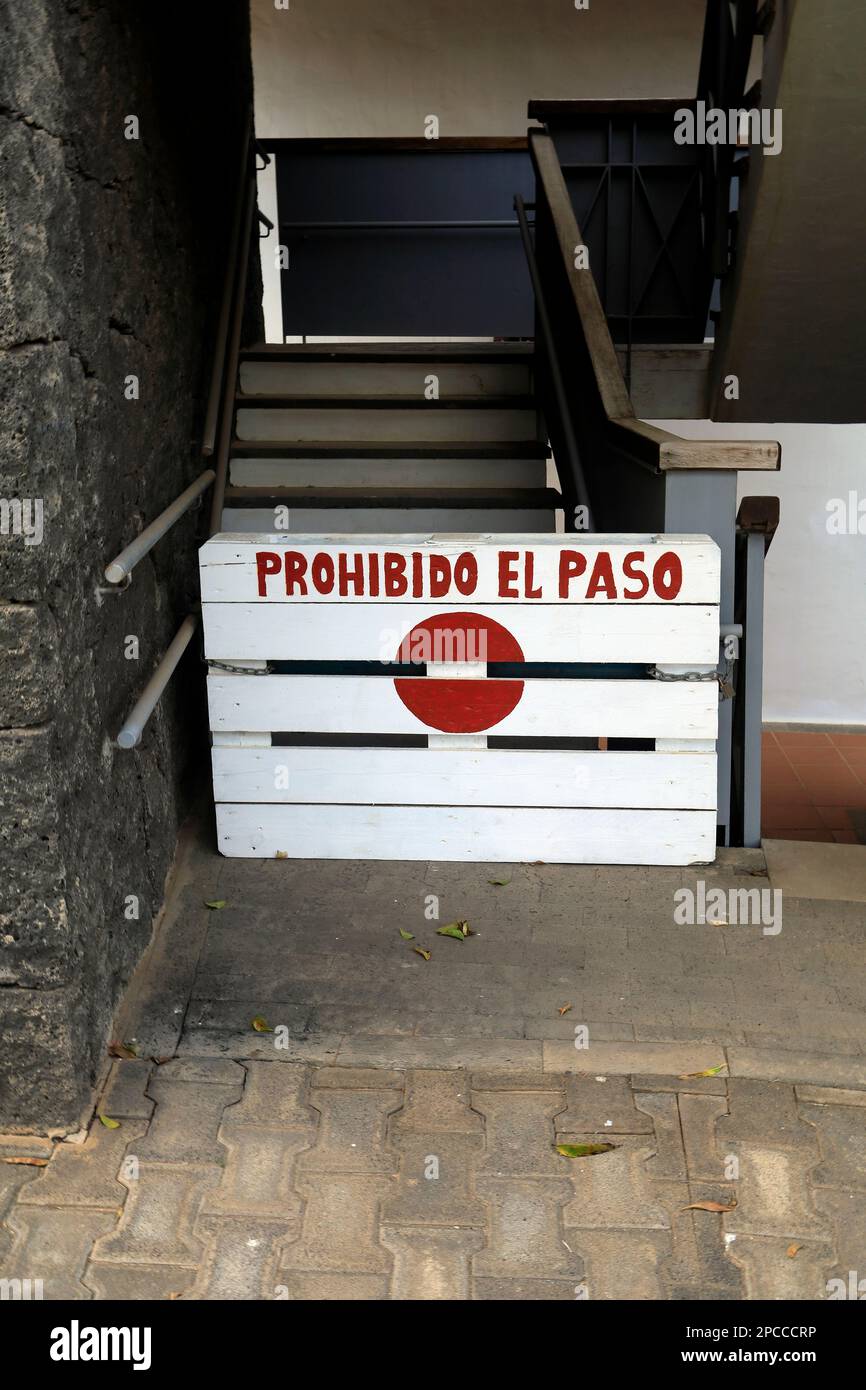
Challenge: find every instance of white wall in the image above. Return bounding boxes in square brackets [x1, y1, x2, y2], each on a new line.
[652, 420, 866, 727]
[251, 0, 705, 138]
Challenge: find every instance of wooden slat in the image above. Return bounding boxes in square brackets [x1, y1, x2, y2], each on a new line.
[211, 746, 717, 809]
[206, 674, 719, 739]
[200, 536, 720, 605]
[202, 603, 719, 663]
[220, 508, 559, 535]
[215, 803, 717, 864]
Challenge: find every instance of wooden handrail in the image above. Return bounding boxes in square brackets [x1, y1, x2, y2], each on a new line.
[529, 131, 780, 473]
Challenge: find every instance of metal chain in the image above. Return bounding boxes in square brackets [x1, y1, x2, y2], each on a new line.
[205, 659, 274, 676]
[646, 663, 736, 700]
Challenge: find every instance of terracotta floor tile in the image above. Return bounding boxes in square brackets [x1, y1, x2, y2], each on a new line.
[792, 769, 866, 803]
[761, 750, 792, 770]
[760, 802, 823, 830]
[785, 747, 848, 767]
[763, 828, 835, 843]
[773, 732, 833, 749]
[815, 806, 854, 830]
[759, 770, 814, 805]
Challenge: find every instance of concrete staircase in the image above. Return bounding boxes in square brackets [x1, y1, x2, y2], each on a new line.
[221, 341, 563, 535]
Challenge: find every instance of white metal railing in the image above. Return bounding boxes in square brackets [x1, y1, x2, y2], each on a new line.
[112, 105, 257, 749]
[104, 469, 214, 585]
[115, 614, 199, 749]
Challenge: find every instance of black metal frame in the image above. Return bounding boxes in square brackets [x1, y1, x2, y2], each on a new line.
[528, 101, 713, 357]
[697, 0, 760, 278]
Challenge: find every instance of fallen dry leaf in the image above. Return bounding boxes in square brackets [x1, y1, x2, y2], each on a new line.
[558, 1004, 573, 1017]
[487, 877, 511, 887]
[398, 929, 415, 941]
[108, 1042, 137, 1060]
[678, 1065, 727, 1080]
[98, 1115, 121, 1130]
[681, 1199, 737, 1213]
[413, 947, 431, 961]
[275, 850, 288, 859]
[3, 1156, 49, 1167]
[203, 899, 226, 910]
[251, 1016, 272, 1033]
[787, 1243, 803, 1259]
[554, 1142, 619, 1158]
[436, 920, 473, 939]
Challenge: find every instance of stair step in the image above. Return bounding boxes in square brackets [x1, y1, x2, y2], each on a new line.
[239, 361, 532, 398]
[223, 486, 561, 509]
[240, 341, 534, 361]
[235, 394, 535, 409]
[235, 405, 540, 445]
[229, 439, 549, 459]
[229, 456, 548, 489]
[221, 506, 559, 535]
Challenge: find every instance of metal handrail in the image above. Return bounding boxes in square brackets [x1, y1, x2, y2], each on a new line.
[104, 469, 215, 585]
[208, 167, 257, 536]
[202, 108, 253, 457]
[115, 613, 199, 749]
[113, 111, 258, 748]
[514, 194, 593, 525]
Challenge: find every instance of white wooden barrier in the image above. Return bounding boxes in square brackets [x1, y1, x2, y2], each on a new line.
[200, 533, 721, 863]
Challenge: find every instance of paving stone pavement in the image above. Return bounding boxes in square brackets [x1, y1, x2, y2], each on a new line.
[119, 831, 866, 1067]
[2, 1061, 865, 1301]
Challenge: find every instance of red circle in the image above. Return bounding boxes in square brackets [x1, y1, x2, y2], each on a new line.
[394, 612, 524, 733]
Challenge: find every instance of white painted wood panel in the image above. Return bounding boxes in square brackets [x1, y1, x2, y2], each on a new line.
[202, 602, 719, 663]
[239, 361, 532, 397]
[228, 456, 548, 489]
[215, 803, 717, 864]
[211, 746, 717, 809]
[220, 508, 558, 534]
[200, 536, 720, 605]
[206, 674, 719, 739]
[235, 406, 539, 444]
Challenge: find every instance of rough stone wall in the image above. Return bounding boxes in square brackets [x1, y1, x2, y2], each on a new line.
[0, 0, 259, 1128]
